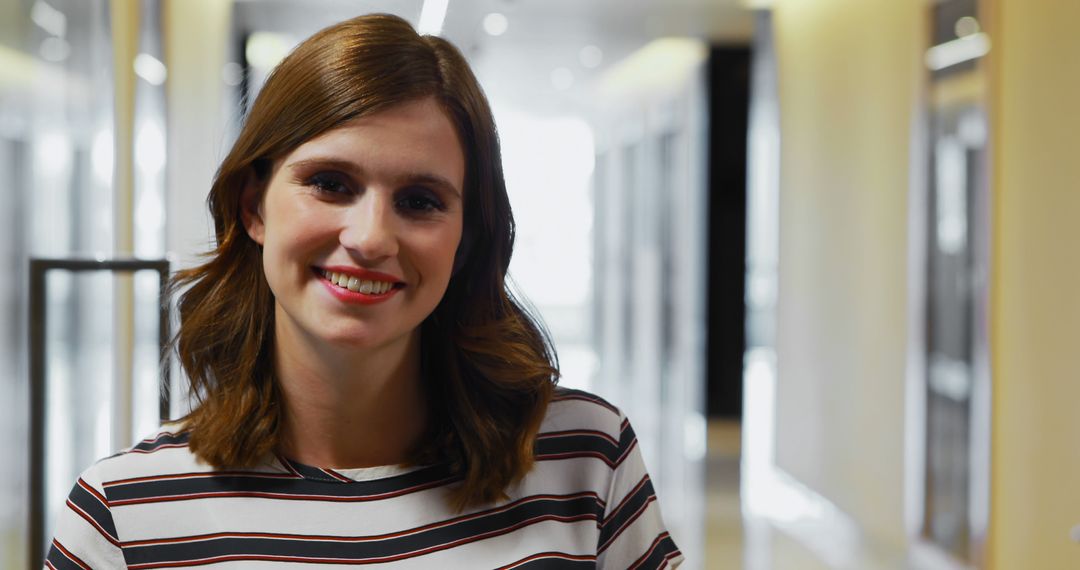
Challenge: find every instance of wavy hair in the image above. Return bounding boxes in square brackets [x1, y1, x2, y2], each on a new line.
[170, 14, 559, 509]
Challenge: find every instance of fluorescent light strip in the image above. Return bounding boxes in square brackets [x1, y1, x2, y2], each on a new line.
[925, 32, 991, 71]
[418, 0, 449, 35]
[133, 53, 167, 86]
[31, 0, 67, 38]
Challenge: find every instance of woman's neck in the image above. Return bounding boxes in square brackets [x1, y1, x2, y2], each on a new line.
[272, 316, 428, 469]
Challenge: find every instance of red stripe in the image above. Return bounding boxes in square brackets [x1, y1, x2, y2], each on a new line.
[614, 438, 638, 468]
[599, 496, 657, 554]
[77, 478, 110, 507]
[127, 513, 599, 569]
[536, 429, 619, 446]
[126, 443, 191, 455]
[138, 431, 183, 444]
[66, 500, 120, 547]
[276, 454, 303, 478]
[628, 531, 679, 570]
[601, 474, 650, 529]
[105, 469, 299, 488]
[536, 451, 616, 468]
[495, 552, 596, 569]
[51, 539, 92, 570]
[122, 491, 602, 547]
[108, 475, 456, 507]
[321, 468, 353, 483]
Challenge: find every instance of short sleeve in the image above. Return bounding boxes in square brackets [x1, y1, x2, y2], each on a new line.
[596, 412, 683, 569]
[44, 465, 126, 569]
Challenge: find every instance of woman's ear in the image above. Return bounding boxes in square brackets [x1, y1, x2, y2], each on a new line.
[240, 172, 267, 246]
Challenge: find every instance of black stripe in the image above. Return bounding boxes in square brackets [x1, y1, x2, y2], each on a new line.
[45, 540, 89, 570]
[497, 552, 597, 569]
[130, 432, 190, 453]
[598, 475, 656, 550]
[552, 388, 620, 415]
[123, 494, 604, 566]
[68, 478, 119, 543]
[105, 463, 456, 505]
[616, 420, 636, 463]
[535, 432, 621, 466]
[630, 533, 681, 570]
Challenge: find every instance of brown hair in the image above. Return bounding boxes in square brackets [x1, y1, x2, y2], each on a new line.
[171, 14, 559, 509]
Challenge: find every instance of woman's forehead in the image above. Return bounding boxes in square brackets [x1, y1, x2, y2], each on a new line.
[280, 98, 466, 193]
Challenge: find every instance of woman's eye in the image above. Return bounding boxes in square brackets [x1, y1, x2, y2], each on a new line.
[397, 192, 445, 213]
[305, 173, 351, 195]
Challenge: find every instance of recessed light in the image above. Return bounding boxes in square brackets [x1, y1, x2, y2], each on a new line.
[579, 45, 603, 68]
[483, 13, 509, 36]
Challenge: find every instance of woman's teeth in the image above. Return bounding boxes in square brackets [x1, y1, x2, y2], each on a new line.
[321, 270, 394, 294]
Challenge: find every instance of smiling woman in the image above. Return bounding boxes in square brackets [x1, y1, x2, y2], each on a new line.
[246, 98, 465, 359]
[44, 13, 681, 569]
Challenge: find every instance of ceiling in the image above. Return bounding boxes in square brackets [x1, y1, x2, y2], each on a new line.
[234, 0, 756, 115]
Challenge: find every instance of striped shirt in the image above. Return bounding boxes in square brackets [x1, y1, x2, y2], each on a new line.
[46, 388, 683, 569]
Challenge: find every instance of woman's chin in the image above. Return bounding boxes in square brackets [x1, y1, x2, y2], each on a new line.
[315, 326, 414, 353]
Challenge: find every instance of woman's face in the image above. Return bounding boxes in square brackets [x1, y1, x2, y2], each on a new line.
[243, 97, 465, 354]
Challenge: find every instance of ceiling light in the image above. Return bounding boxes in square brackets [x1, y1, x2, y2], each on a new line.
[579, 45, 603, 68]
[483, 13, 508, 36]
[39, 37, 70, 62]
[597, 38, 707, 97]
[245, 32, 291, 71]
[133, 53, 167, 85]
[954, 16, 981, 38]
[31, 1, 66, 38]
[418, 0, 449, 35]
[925, 33, 990, 71]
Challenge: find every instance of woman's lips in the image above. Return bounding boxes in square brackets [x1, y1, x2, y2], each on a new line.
[315, 266, 403, 304]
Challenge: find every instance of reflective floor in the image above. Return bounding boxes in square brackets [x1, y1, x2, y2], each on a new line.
[706, 420, 847, 570]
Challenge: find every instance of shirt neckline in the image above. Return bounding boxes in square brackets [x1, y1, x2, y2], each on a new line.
[275, 454, 429, 483]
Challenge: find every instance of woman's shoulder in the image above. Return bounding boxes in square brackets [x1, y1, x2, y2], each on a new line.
[78, 422, 200, 485]
[80, 421, 281, 488]
[541, 387, 628, 445]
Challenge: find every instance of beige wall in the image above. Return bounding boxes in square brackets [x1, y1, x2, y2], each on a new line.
[990, 0, 1080, 567]
[164, 0, 232, 270]
[771, 0, 920, 551]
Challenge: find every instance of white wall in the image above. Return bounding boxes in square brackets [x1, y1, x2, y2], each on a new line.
[771, 0, 921, 551]
[164, 0, 231, 273]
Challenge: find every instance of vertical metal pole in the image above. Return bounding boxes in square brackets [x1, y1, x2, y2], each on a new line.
[112, 0, 140, 452]
[28, 260, 47, 569]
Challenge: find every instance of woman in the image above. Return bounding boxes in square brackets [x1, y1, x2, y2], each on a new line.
[47, 14, 681, 569]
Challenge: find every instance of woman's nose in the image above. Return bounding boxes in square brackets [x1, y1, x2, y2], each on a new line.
[339, 192, 399, 261]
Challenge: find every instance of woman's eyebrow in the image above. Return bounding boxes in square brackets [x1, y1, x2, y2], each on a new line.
[404, 173, 462, 199]
[287, 157, 461, 198]
[287, 157, 363, 176]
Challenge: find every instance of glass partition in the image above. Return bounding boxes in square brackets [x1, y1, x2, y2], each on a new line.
[917, 0, 992, 564]
[1, 1, 171, 566]
[1, 1, 116, 566]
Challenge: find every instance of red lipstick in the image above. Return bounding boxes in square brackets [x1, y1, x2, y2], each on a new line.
[315, 266, 404, 305]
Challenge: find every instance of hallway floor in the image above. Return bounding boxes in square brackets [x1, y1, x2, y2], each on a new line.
[705, 420, 836, 570]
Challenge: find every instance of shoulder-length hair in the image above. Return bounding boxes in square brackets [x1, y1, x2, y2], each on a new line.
[171, 13, 558, 509]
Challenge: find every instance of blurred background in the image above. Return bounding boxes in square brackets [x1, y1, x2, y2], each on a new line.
[1, 0, 1078, 568]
